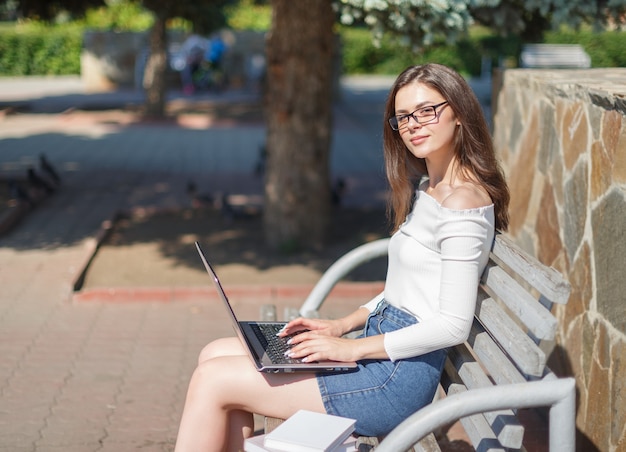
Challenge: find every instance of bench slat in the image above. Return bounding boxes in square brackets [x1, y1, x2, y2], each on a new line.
[468, 321, 526, 385]
[446, 346, 524, 449]
[475, 292, 547, 376]
[412, 433, 441, 452]
[481, 262, 557, 340]
[491, 234, 571, 304]
[447, 384, 506, 452]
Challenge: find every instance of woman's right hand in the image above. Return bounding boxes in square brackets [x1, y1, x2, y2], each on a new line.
[277, 317, 345, 339]
[277, 307, 370, 339]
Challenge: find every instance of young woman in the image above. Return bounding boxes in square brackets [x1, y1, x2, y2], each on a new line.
[174, 63, 509, 451]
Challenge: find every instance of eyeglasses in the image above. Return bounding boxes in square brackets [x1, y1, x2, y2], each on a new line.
[388, 101, 449, 131]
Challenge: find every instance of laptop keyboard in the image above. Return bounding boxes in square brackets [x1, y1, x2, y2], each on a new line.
[251, 323, 302, 364]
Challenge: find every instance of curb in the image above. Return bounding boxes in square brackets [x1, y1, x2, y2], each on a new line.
[70, 205, 191, 293]
[71, 205, 386, 305]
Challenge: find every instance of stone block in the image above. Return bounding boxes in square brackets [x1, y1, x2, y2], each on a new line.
[507, 109, 540, 235]
[582, 314, 597, 385]
[535, 181, 561, 265]
[592, 188, 626, 334]
[563, 161, 588, 263]
[591, 139, 612, 201]
[613, 118, 626, 184]
[538, 100, 558, 170]
[611, 338, 626, 447]
[560, 101, 589, 170]
[602, 110, 622, 156]
[587, 360, 611, 450]
[566, 242, 592, 324]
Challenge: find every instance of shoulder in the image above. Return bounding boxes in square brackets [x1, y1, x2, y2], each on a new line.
[440, 183, 492, 211]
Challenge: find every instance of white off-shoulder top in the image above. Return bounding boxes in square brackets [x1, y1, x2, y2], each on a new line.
[363, 188, 495, 361]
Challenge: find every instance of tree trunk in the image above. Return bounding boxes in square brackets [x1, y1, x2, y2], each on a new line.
[264, 0, 335, 250]
[143, 14, 168, 118]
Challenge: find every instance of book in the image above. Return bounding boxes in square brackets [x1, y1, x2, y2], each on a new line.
[245, 433, 357, 452]
[244, 434, 271, 452]
[262, 410, 356, 452]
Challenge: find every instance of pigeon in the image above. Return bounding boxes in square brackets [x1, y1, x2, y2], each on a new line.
[39, 154, 61, 185]
[8, 179, 32, 205]
[186, 180, 213, 208]
[27, 167, 54, 194]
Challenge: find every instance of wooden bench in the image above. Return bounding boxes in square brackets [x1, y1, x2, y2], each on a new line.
[261, 233, 576, 451]
[519, 43, 591, 69]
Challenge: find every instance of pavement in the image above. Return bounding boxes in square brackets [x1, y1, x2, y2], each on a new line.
[0, 74, 491, 451]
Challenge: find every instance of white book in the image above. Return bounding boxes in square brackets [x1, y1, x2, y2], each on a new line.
[261, 410, 356, 452]
[244, 434, 270, 452]
[245, 433, 357, 452]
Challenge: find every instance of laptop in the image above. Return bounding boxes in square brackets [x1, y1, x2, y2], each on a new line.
[195, 241, 358, 373]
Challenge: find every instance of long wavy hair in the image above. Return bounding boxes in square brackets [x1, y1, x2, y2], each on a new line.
[383, 63, 509, 232]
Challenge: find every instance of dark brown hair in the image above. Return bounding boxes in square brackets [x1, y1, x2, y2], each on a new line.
[383, 63, 509, 232]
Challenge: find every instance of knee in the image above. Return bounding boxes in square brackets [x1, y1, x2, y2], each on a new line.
[188, 356, 251, 404]
[187, 359, 222, 400]
[198, 340, 222, 364]
[198, 337, 240, 364]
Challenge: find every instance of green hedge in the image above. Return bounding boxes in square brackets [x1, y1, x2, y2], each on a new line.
[0, 27, 82, 76]
[341, 36, 474, 77]
[1, 23, 624, 77]
[341, 27, 625, 76]
[545, 29, 626, 68]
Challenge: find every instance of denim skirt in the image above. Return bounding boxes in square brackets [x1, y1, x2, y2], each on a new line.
[316, 301, 447, 437]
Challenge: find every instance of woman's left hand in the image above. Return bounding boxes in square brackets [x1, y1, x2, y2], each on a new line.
[285, 333, 358, 363]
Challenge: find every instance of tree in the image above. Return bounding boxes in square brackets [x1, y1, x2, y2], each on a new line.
[264, 0, 625, 250]
[264, 0, 335, 250]
[337, 0, 626, 46]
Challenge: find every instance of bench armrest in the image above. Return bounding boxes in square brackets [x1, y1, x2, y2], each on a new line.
[299, 238, 390, 316]
[376, 377, 576, 452]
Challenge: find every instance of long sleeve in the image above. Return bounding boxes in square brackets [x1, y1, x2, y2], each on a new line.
[380, 191, 495, 361]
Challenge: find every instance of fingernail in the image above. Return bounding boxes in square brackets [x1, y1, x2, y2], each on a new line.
[287, 338, 293, 345]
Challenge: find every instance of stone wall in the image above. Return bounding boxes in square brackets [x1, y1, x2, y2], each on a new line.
[492, 68, 625, 451]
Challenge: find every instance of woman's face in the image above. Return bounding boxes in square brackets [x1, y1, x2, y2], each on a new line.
[393, 82, 459, 162]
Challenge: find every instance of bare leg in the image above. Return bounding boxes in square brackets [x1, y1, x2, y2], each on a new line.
[175, 337, 325, 452]
[227, 409, 254, 445]
[198, 337, 246, 364]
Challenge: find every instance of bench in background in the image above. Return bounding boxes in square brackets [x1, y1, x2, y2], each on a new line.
[520, 44, 591, 69]
[262, 233, 575, 451]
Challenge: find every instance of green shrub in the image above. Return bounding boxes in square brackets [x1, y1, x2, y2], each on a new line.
[225, 0, 271, 31]
[340, 26, 625, 76]
[81, 0, 153, 31]
[0, 25, 82, 75]
[340, 27, 491, 77]
[545, 29, 626, 68]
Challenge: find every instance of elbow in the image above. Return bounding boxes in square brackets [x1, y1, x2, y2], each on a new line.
[442, 320, 471, 348]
